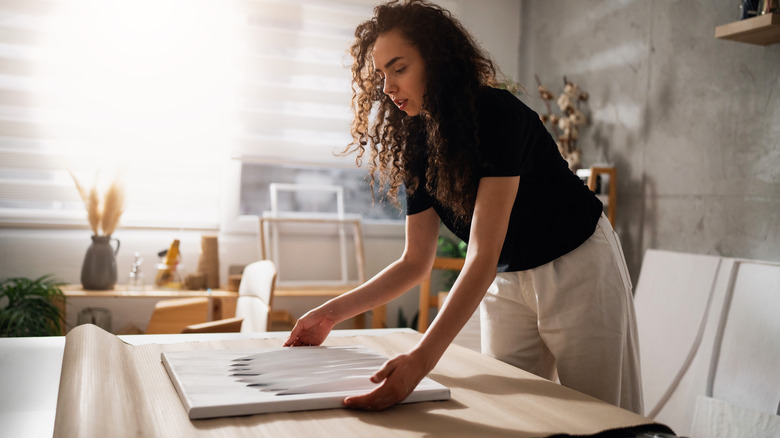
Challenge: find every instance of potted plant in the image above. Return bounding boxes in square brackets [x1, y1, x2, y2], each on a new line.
[0, 275, 66, 336]
[437, 235, 467, 259]
[436, 233, 467, 291]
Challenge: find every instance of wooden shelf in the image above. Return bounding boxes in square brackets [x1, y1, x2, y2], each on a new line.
[715, 13, 780, 45]
[62, 284, 238, 298]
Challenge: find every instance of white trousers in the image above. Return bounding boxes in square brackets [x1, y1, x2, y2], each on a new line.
[480, 214, 644, 414]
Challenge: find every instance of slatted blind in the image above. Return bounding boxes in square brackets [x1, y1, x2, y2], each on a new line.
[0, 0, 377, 230]
[0, 0, 240, 229]
[233, 0, 374, 167]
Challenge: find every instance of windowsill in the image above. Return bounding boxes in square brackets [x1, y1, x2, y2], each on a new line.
[0, 211, 220, 232]
[230, 214, 404, 239]
[0, 209, 405, 239]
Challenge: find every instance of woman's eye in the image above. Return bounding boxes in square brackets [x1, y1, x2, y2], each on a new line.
[395, 66, 406, 74]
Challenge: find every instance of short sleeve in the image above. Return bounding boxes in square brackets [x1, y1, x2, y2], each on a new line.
[476, 88, 540, 178]
[405, 184, 434, 215]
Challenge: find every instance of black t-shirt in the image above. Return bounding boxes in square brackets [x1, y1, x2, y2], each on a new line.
[406, 86, 603, 272]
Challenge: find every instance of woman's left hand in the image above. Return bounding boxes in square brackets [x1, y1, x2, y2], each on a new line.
[343, 351, 427, 411]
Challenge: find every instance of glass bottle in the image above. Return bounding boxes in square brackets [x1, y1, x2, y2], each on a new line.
[128, 252, 145, 291]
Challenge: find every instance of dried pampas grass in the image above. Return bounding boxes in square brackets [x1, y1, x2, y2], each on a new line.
[69, 170, 125, 236]
[101, 180, 125, 236]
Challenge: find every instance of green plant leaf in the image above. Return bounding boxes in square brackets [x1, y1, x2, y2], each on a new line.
[0, 274, 66, 337]
[436, 236, 467, 258]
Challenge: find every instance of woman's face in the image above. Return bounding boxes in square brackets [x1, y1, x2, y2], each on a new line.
[372, 29, 426, 117]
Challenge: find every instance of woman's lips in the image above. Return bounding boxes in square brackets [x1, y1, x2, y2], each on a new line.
[394, 99, 407, 110]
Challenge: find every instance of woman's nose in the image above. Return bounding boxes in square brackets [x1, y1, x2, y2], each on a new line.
[383, 77, 395, 96]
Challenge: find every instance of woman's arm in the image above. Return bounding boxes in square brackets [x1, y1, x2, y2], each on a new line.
[416, 175, 519, 364]
[284, 207, 441, 346]
[344, 175, 520, 409]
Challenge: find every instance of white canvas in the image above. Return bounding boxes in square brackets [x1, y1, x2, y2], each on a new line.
[162, 345, 450, 419]
[710, 260, 780, 415]
[690, 396, 780, 438]
[633, 249, 727, 434]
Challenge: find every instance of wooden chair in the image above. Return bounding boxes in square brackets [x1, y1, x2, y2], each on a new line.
[145, 297, 245, 334]
[586, 166, 617, 225]
[182, 317, 244, 333]
[417, 257, 465, 332]
[145, 297, 210, 334]
[235, 260, 294, 332]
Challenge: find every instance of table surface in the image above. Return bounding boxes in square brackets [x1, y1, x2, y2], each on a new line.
[0, 328, 406, 438]
[3, 328, 670, 438]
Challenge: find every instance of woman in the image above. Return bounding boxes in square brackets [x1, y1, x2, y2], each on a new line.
[284, 0, 643, 414]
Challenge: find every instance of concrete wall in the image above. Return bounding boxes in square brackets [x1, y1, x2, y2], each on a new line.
[518, 0, 780, 283]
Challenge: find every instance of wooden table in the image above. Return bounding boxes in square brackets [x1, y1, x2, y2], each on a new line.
[0, 328, 407, 438]
[37, 326, 673, 437]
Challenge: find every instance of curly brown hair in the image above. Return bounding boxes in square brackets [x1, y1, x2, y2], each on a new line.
[345, 0, 497, 223]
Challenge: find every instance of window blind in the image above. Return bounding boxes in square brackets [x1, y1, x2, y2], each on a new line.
[0, 0, 382, 230]
[0, 0, 239, 229]
[233, 0, 375, 167]
[3, 0, 455, 230]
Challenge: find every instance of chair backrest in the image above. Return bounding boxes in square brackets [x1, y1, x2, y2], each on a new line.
[145, 297, 209, 334]
[235, 260, 277, 332]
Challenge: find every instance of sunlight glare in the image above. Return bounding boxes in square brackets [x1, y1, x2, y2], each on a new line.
[37, 0, 240, 169]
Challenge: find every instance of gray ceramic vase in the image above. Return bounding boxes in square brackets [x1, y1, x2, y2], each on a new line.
[81, 235, 120, 290]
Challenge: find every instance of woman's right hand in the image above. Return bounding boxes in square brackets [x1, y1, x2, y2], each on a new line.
[282, 209, 442, 348]
[283, 306, 336, 347]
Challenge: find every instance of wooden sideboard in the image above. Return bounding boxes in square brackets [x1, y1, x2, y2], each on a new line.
[60, 284, 385, 333]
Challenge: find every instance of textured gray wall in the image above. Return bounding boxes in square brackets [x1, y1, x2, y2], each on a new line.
[518, 0, 780, 283]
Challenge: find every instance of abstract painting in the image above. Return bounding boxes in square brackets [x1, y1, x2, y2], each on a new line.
[162, 345, 450, 419]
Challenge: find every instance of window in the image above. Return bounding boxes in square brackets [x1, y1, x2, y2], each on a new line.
[240, 162, 405, 221]
[232, 0, 371, 165]
[0, 0, 420, 231]
[0, 0, 239, 229]
[229, 1, 403, 233]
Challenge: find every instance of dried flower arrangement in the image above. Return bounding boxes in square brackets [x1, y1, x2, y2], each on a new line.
[535, 75, 590, 171]
[69, 171, 125, 236]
